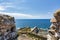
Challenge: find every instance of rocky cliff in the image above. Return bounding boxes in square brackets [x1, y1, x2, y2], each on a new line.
[47, 10, 60, 40]
[0, 14, 17, 40]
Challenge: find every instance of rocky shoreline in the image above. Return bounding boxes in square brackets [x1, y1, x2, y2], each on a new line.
[1, 9, 60, 40]
[0, 14, 47, 40]
[17, 27, 47, 40]
[17, 10, 60, 40]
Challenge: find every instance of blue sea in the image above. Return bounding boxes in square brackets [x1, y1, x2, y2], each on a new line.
[15, 19, 51, 29]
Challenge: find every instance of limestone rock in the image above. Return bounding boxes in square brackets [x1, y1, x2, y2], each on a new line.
[0, 14, 17, 40]
[31, 26, 39, 34]
[54, 10, 60, 17]
[50, 18, 57, 23]
[47, 10, 60, 40]
[54, 10, 60, 22]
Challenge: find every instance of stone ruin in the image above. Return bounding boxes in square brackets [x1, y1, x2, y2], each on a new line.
[47, 10, 60, 40]
[0, 14, 17, 40]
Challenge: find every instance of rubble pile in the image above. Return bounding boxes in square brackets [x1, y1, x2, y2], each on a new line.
[0, 14, 17, 40]
[47, 10, 60, 40]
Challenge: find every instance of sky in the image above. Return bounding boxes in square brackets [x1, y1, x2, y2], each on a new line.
[0, 0, 60, 19]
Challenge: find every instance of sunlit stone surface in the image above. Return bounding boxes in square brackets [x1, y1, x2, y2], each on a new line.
[47, 10, 60, 40]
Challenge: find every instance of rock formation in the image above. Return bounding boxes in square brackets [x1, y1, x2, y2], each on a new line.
[31, 26, 39, 34]
[47, 10, 60, 40]
[0, 14, 17, 40]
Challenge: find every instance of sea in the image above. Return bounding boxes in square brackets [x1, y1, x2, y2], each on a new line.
[15, 19, 51, 29]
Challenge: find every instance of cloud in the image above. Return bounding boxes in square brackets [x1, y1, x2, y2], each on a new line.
[0, 12, 41, 19]
[0, 1, 29, 12]
[0, 1, 53, 19]
[0, 2, 13, 11]
[0, 2, 12, 5]
[0, 11, 53, 19]
[0, 6, 5, 10]
[47, 12, 53, 18]
[0, 1, 40, 19]
[0, 5, 13, 11]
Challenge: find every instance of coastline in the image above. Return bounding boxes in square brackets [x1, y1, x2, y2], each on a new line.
[17, 26, 48, 40]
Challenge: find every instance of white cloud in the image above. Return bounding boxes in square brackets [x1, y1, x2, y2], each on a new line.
[0, 6, 6, 10]
[0, 5, 13, 11]
[0, 2, 13, 11]
[0, 11, 53, 19]
[0, 1, 29, 11]
[0, 12, 41, 19]
[0, 2, 12, 5]
[47, 12, 53, 18]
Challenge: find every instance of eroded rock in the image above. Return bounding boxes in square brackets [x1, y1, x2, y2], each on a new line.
[47, 10, 60, 40]
[0, 14, 17, 40]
